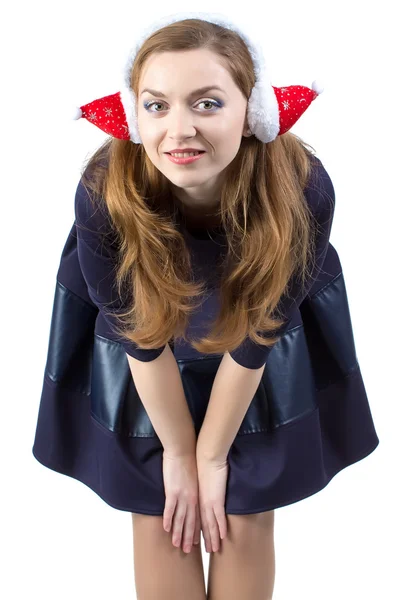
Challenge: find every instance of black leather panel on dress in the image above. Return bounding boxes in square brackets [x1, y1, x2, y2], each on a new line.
[44, 271, 359, 438]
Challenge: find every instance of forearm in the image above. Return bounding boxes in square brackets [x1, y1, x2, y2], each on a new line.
[126, 344, 196, 456]
[196, 352, 266, 461]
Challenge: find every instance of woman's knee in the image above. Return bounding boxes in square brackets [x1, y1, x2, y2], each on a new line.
[226, 510, 275, 549]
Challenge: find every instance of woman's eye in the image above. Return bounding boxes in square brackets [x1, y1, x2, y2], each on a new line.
[144, 99, 222, 113]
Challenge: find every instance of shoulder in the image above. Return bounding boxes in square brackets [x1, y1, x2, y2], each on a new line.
[74, 175, 120, 254]
[74, 166, 118, 239]
[74, 146, 112, 232]
[304, 155, 336, 221]
[74, 179, 108, 228]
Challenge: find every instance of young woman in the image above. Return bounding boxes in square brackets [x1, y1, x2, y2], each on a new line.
[32, 11, 379, 600]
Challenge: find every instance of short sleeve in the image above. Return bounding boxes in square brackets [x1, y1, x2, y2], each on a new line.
[228, 157, 336, 369]
[74, 178, 166, 362]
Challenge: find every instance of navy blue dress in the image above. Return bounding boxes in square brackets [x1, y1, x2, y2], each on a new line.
[32, 156, 379, 515]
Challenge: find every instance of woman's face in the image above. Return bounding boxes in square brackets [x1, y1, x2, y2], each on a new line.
[137, 48, 251, 216]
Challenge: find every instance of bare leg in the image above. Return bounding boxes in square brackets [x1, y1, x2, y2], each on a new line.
[132, 513, 207, 600]
[207, 510, 275, 600]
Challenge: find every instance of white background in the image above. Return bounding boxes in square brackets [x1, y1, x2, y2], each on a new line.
[1, 0, 398, 598]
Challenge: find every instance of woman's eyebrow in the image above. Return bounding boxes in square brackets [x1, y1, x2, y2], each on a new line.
[140, 85, 226, 98]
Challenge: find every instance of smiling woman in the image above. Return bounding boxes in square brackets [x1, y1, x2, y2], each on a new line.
[34, 10, 379, 600]
[136, 47, 252, 219]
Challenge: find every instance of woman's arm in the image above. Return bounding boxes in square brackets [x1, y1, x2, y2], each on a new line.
[75, 178, 196, 454]
[197, 158, 336, 460]
[126, 344, 197, 455]
[196, 352, 265, 461]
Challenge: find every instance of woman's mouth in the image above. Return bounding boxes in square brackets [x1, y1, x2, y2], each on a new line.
[165, 151, 206, 165]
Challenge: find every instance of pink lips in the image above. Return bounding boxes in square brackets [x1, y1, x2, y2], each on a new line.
[166, 151, 206, 165]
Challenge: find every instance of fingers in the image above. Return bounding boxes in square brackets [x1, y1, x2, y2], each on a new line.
[171, 500, 187, 549]
[182, 503, 197, 553]
[193, 504, 201, 545]
[214, 505, 228, 540]
[200, 505, 227, 552]
[163, 494, 177, 533]
[164, 498, 225, 553]
[165, 497, 200, 553]
[200, 505, 218, 553]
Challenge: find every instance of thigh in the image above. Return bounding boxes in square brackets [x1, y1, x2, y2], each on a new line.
[207, 510, 275, 600]
[131, 513, 207, 600]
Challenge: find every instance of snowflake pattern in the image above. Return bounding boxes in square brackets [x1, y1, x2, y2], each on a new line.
[81, 91, 131, 140]
[272, 84, 317, 135]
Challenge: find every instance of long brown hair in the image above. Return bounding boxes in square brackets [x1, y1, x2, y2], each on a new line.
[80, 18, 322, 357]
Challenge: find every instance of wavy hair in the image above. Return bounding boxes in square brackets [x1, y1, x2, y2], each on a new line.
[80, 18, 322, 357]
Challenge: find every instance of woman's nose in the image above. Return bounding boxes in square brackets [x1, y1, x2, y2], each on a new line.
[167, 109, 198, 137]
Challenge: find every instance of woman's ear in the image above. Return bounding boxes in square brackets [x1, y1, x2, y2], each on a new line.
[242, 126, 253, 137]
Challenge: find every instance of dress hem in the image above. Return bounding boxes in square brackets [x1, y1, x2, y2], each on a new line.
[32, 438, 379, 516]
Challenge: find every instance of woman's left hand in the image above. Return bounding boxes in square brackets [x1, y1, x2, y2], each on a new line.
[196, 453, 229, 553]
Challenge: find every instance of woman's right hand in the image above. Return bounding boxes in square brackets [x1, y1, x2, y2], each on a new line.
[162, 450, 202, 554]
